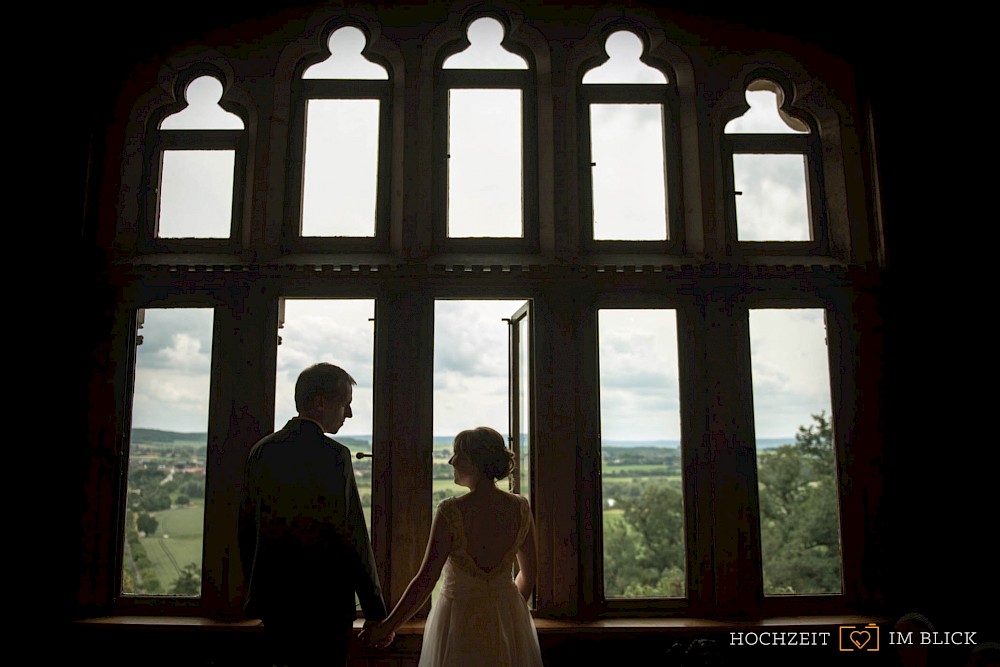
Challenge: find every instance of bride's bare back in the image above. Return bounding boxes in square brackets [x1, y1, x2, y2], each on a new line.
[454, 490, 523, 572]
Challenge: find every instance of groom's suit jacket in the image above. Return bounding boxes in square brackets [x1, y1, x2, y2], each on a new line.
[238, 418, 387, 624]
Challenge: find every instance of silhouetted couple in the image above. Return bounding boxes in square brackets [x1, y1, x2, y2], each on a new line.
[239, 362, 542, 667]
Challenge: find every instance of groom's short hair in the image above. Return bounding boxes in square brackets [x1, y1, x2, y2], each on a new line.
[294, 363, 356, 412]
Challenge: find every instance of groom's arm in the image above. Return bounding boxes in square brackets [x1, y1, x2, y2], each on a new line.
[337, 446, 388, 622]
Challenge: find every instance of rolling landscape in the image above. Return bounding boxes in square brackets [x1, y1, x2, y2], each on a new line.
[121, 427, 805, 598]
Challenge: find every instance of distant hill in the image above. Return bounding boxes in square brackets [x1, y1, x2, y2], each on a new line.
[601, 437, 794, 449]
[131, 428, 205, 444]
[131, 428, 373, 451]
[131, 429, 792, 450]
[603, 439, 679, 448]
[335, 436, 371, 451]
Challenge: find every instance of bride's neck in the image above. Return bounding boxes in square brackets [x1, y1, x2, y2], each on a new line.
[467, 478, 498, 495]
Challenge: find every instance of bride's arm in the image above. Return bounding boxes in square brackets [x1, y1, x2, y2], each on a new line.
[514, 511, 537, 602]
[365, 507, 453, 644]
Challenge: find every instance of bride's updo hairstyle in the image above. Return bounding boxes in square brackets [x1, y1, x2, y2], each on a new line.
[453, 426, 516, 482]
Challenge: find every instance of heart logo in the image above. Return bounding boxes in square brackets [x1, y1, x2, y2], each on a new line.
[850, 631, 870, 649]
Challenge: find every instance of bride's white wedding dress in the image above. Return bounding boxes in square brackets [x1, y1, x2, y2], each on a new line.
[418, 494, 544, 667]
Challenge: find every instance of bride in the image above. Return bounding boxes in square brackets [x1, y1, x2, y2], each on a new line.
[361, 426, 544, 666]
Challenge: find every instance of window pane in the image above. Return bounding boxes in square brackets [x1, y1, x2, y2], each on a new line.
[432, 299, 527, 602]
[301, 100, 380, 237]
[442, 17, 528, 70]
[591, 104, 667, 240]
[724, 85, 808, 134]
[157, 150, 235, 238]
[433, 300, 525, 501]
[274, 299, 375, 526]
[582, 31, 667, 84]
[599, 309, 685, 598]
[159, 76, 244, 130]
[122, 308, 213, 597]
[733, 153, 811, 241]
[448, 89, 522, 237]
[302, 26, 388, 80]
[749, 309, 843, 596]
[517, 314, 531, 505]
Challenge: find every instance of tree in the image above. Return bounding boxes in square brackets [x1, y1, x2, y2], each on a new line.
[181, 481, 204, 498]
[603, 482, 685, 597]
[137, 488, 172, 512]
[794, 411, 835, 478]
[603, 514, 646, 596]
[602, 414, 840, 598]
[137, 512, 158, 536]
[129, 467, 167, 486]
[170, 563, 201, 596]
[623, 484, 685, 571]
[757, 412, 841, 594]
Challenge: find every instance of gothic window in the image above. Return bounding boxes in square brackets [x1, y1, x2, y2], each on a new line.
[286, 25, 392, 249]
[144, 71, 246, 251]
[723, 78, 827, 251]
[436, 16, 538, 250]
[580, 29, 681, 248]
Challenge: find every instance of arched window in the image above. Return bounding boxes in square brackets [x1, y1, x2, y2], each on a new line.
[143, 70, 247, 251]
[580, 29, 681, 247]
[286, 24, 392, 250]
[436, 15, 538, 250]
[723, 77, 827, 251]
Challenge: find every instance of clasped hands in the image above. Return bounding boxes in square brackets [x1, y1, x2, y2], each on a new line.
[359, 619, 396, 650]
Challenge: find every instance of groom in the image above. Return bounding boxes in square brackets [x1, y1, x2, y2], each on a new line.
[238, 362, 388, 666]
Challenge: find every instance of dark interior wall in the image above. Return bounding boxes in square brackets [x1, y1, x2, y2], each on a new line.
[855, 22, 998, 634]
[66, 0, 997, 638]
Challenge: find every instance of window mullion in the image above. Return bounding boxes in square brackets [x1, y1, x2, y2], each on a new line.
[705, 292, 763, 617]
[375, 291, 435, 610]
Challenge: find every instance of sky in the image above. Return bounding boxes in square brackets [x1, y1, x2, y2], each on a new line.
[130, 300, 831, 442]
[131, 23, 831, 443]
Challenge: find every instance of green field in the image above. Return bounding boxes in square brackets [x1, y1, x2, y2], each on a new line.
[137, 502, 204, 592]
[126, 432, 682, 597]
[604, 464, 677, 475]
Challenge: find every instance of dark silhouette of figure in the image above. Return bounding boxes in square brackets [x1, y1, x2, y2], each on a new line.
[361, 426, 542, 666]
[894, 613, 934, 667]
[966, 642, 1000, 667]
[239, 363, 388, 666]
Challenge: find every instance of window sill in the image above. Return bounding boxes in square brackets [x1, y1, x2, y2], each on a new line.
[71, 612, 890, 634]
[69, 614, 895, 664]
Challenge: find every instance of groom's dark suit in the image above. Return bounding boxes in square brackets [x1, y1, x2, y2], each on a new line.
[239, 417, 387, 665]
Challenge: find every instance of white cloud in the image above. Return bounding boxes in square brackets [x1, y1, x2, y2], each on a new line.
[128, 301, 825, 444]
[598, 309, 681, 441]
[733, 154, 811, 241]
[591, 104, 668, 240]
[274, 299, 376, 435]
[434, 300, 525, 437]
[448, 90, 523, 238]
[130, 308, 214, 431]
[749, 309, 831, 438]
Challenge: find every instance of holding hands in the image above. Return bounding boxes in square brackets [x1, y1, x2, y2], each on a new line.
[360, 620, 396, 650]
